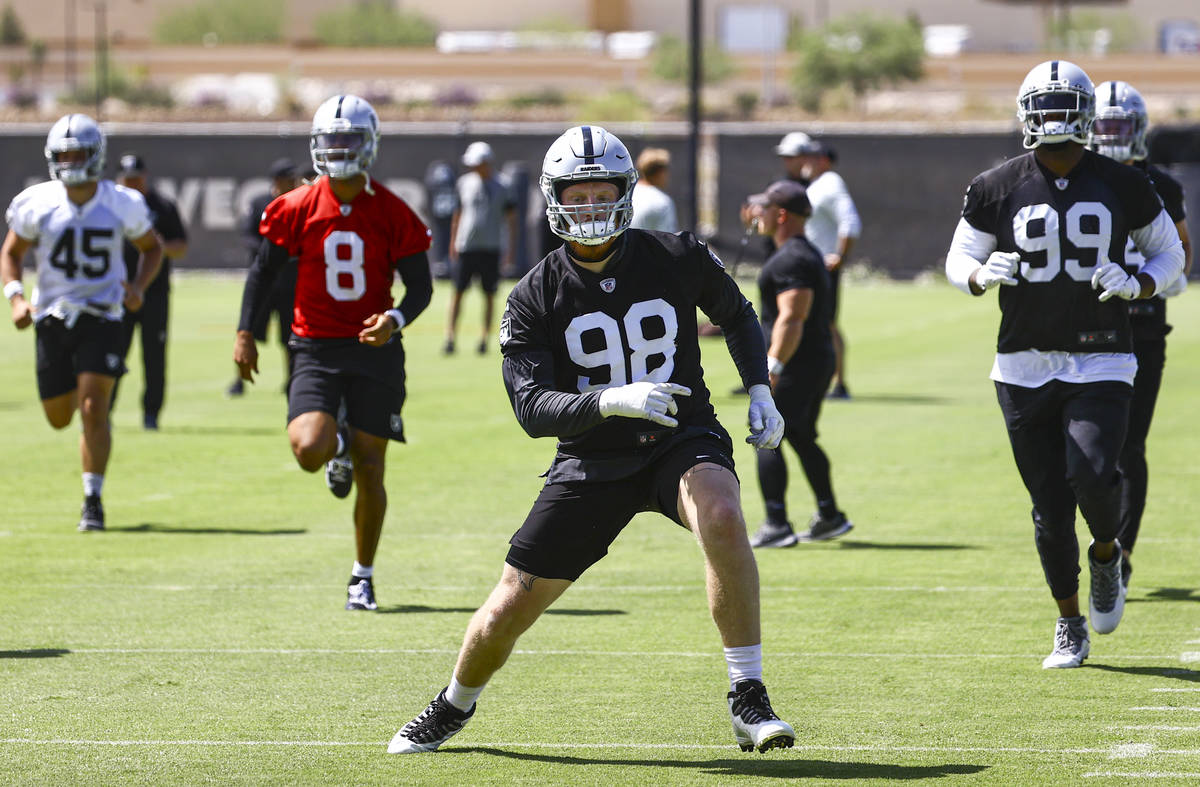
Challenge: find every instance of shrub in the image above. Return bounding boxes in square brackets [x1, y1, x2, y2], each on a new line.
[313, 1, 437, 47]
[154, 0, 284, 45]
[651, 34, 734, 84]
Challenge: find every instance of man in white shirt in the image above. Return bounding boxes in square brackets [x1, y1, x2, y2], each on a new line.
[795, 137, 860, 400]
[630, 147, 678, 233]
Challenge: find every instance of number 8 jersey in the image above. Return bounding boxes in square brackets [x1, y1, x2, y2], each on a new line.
[6, 180, 152, 318]
[961, 149, 1163, 354]
[259, 176, 431, 338]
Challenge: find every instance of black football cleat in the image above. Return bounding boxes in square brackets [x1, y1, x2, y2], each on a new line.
[78, 495, 105, 532]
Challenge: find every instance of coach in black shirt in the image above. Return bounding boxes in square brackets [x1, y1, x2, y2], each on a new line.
[112, 152, 188, 430]
[747, 180, 852, 549]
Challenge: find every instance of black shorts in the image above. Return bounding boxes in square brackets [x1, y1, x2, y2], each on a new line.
[35, 313, 126, 400]
[286, 334, 407, 442]
[453, 250, 501, 294]
[506, 435, 737, 581]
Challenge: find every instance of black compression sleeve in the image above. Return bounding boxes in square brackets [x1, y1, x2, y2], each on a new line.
[502, 350, 606, 439]
[393, 251, 433, 325]
[237, 239, 290, 333]
[721, 300, 771, 390]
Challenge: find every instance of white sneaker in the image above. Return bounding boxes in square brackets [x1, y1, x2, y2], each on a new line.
[1088, 541, 1125, 635]
[1042, 615, 1090, 669]
[728, 679, 795, 752]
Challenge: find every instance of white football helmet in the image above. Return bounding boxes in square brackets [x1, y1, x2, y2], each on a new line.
[1016, 60, 1095, 149]
[540, 125, 637, 246]
[309, 94, 380, 179]
[1089, 80, 1148, 162]
[44, 113, 105, 186]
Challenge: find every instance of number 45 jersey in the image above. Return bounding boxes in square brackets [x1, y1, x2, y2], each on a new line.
[501, 230, 755, 462]
[259, 176, 430, 339]
[6, 180, 151, 318]
[961, 149, 1164, 354]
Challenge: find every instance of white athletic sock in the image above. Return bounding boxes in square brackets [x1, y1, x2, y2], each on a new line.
[445, 676, 485, 712]
[351, 562, 372, 579]
[724, 644, 763, 689]
[83, 473, 103, 498]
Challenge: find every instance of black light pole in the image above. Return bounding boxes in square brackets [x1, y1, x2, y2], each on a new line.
[686, 0, 701, 232]
[94, 0, 107, 117]
[65, 0, 76, 94]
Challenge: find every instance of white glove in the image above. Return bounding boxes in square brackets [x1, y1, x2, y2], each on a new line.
[598, 381, 691, 428]
[746, 384, 785, 450]
[1160, 271, 1188, 298]
[974, 251, 1020, 291]
[1091, 262, 1142, 302]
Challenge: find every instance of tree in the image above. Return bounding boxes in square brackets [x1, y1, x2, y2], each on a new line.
[0, 4, 27, 46]
[790, 13, 924, 113]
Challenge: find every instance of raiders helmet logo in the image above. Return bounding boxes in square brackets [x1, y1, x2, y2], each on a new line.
[600, 278, 616, 293]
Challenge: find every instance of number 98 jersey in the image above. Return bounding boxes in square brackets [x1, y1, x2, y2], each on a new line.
[5, 180, 152, 317]
[501, 229, 754, 457]
[259, 177, 431, 339]
[961, 149, 1163, 354]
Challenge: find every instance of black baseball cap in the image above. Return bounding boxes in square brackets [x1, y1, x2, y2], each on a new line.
[752, 180, 812, 216]
[269, 157, 298, 179]
[117, 152, 146, 175]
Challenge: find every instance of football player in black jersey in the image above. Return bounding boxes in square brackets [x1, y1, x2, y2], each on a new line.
[389, 126, 796, 755]
[1088, 79, 1192, 595]
[945, 61, 1184, 669]
[746, 180, 852, 548]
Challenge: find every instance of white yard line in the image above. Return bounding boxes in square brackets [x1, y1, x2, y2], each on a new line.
[1119, 726, 1200, 731]
[1085, 773, 1200, 780]
[0, 582, 1050, 593]
[1181, 653, 1200, 663]
[27, 647, 1185, 661]
[3, 738, 1199, 757]
[1150, 689, 1200, 693]
[1130, 707, 1200, 713]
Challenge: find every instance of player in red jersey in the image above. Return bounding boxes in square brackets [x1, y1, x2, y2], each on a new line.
[234, 95, 433, 611]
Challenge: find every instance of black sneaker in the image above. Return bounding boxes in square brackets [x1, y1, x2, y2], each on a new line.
[143, 413, 159, 431]
[826, 383, 851, 400]
[441, 339, 455, 355]
[728, 679, 795, 752]
[226, 379, 244, 397]
[798, 512, 853, 542]
[78, 495, 105, 532]
[324, 425, 353, 499]
[387, 688, 475, 754]
[749, 520, 798, 548]
[345, 577, 377, 611]
[476, 339, 488, 355]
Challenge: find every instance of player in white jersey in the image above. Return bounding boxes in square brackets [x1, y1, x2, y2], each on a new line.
[1, 113, 162, 532]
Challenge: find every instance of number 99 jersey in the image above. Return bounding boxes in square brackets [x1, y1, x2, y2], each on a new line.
[259, 177, 431, 339]
[6, 180, 151, 317]
[961, 149, 1163, 354]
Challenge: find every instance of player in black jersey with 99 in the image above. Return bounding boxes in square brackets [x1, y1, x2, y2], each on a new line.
[1088, 79, 1192, 596]
[945, 61, 1184, 669]
[389, 125, 796, 755]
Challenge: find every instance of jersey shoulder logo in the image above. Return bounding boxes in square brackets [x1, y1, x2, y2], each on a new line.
[600, 277, 616, 293]
[498, 312, 512, 347]
[704, 244, 726, 269]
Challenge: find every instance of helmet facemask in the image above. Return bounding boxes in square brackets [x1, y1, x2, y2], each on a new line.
[542, 174, 636, 246]
[1018, 87, 1094, 149]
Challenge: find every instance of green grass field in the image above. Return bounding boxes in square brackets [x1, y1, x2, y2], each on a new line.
[2, 273, 1198, 785]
